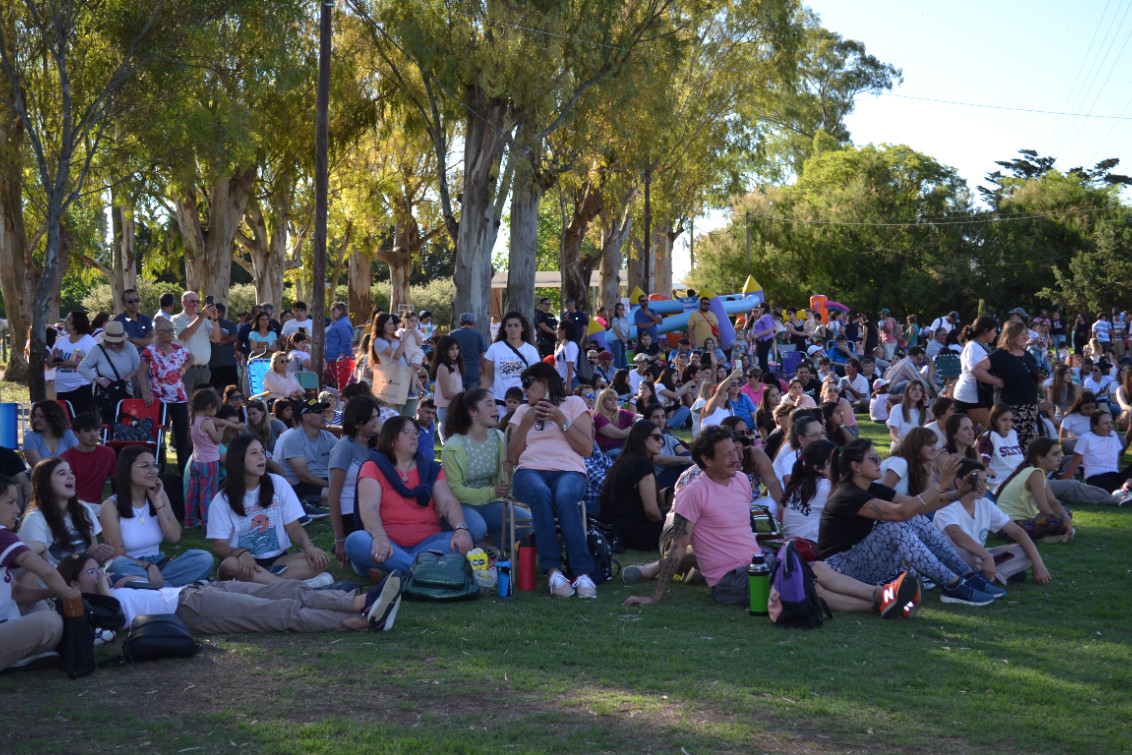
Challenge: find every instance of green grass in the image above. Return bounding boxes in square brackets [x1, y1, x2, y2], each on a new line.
[3, 380, 1132, 753]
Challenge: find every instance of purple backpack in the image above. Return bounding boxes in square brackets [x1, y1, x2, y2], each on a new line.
[768, 540, 831, 629]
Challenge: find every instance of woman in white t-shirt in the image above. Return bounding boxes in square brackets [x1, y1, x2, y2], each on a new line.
[1061, 410, 1132, 493]
[207, 434, 331, 585]
[780, 439, 835, 553]
[975, 403, 1025, 488]
[483, 311, 540, 416]
[923, 397, 955, 451]
[1058, 391, 1098, 456]
[507, 362, 598, 599]
[880, 427, 940, 497]
[17, 457, 113, 568]
[554, 321, 580, 389]
[887, 379, 929, 453]
[51, 311, 99, 417]
[101, 447, 214, 586]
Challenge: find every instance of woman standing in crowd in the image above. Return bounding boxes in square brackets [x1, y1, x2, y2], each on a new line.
[609, 302, 631, 368]
[746, 301, 777, 373]
[483, 311, 541, 417]
[971, 321, 1041, 452]
[51, 311, 98, 417]
[140, 318, 192, 474]
[371, 313, 418, 416]
[248, 311, 280, 357]
[951, 316, 998, 432]
[554, 321, 579, 390]
[430, 335, 464, 439]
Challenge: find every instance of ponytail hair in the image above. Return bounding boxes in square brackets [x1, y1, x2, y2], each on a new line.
[831, 438, 874, 484]
[782, 440, 835, 515]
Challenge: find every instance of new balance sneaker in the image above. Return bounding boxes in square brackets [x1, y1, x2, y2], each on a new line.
[548, 570, 575, 597]
[964, 572, 1007, 599]
[302, 572, 334, 590]
[364, 570, 404, 630]
[939, 580, 995, 606]
[93, 628, 116, 646]
[879, 571, 922, 619]
[573, 574, 598, 599]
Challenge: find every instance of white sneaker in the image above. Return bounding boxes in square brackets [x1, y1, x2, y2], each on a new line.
[302, 572, 334, 589]
[572, 574, 597, 599]
[548, 571, 575, 597]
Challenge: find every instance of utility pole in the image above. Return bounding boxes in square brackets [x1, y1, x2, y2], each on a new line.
[311, 0, 333, 387]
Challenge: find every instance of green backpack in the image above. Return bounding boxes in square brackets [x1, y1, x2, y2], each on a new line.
[403, 551, 479, 602]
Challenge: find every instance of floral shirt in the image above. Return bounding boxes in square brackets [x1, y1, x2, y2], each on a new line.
[142, 343, 189, 403]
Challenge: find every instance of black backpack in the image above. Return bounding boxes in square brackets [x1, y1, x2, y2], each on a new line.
[565, 521, 619, 585]
[768, 540, 832, 629]
[102, 614, 201, 667]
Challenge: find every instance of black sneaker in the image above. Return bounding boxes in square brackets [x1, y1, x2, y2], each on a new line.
[297, 514, 312, 527]
[364, 570, 404, 630]
[940, 580, 995, 606]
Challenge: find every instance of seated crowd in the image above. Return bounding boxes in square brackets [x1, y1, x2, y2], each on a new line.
[3, 295, 1129, 673]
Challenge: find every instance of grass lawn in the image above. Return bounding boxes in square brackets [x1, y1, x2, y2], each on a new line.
[2, 382, 1131, 753]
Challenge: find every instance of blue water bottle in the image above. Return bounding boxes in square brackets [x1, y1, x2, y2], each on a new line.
[748, 554, 770, 616]
[497, 560, 513, 598]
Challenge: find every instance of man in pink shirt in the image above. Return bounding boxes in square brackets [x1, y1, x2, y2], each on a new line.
[621, 426, 919, 617]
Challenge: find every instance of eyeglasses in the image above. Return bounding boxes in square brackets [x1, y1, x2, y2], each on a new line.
[133, 462, 158, 471]
[84, 568, 101, 578]
[649, 433, 664, 441]
[230, 395, 245, 402]
[185, 298, 199, 304]
[125, 298, 140, 304]
[399, 428, 420, 438]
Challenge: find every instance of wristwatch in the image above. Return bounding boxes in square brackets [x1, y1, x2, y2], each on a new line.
[454, 523, 469, 532]
[561, 420, 571, 433]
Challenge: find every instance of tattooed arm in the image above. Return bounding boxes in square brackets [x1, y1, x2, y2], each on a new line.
[622, 514, 694, 606]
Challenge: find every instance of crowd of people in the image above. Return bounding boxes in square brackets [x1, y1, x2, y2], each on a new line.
[2, 289, 1128, 673]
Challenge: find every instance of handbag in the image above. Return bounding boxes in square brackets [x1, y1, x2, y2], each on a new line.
[93, 345, 130, 422]
[101, 613, 201, 667]
[402, 550, 478, 602]
[371, 361, 412, 406]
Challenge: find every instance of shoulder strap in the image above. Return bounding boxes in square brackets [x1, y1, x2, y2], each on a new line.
[503, 341, 530, 367]
[97, 345, 124, 381]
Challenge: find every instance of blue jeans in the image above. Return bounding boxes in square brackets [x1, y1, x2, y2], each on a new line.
[611, 339, 627, 369]
[440, 503, 489, 543]
[667, 405, 691, 429]
[511, 469, 594, 577]
[344, 529, 459, 576]
[466, 500, 533, 544]
[107, 550, 215, 586]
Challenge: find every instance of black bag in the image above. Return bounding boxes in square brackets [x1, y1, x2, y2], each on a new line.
[402, 551, 478, 602]
[565, 521, 620, 585]
[122, 614, 200, 663]
[83, 593, 125, 631]
[768, 540, 831, 629]
[92, 345, 130, 423]
[55, 595, 96, 679]
[587, 518, 624, 554]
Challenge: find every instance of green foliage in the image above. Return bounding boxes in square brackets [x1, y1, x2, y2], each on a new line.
[1042, 222, 1132, 315]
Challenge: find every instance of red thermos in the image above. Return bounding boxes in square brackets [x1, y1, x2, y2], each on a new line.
[517, 535, 537, 592]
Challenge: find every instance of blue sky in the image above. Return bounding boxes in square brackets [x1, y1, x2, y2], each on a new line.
[674, 0, 1132, 285]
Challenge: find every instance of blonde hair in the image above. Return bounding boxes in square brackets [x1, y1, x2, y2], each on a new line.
[996, 320, 1027, 350]
[270, 351, 288, 371]
[595, 388, 621, 421]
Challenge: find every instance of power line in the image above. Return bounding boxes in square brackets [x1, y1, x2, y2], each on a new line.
[715, 207, 1108, 229]
[879, 92, 1132, 120]
[1048, 0, 1117, 156]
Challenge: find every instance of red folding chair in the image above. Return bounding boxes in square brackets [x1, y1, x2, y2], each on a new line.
[103, 398, 166, 463]
[55, 399, 74, 425]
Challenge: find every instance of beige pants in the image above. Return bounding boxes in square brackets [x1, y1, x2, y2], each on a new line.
[0, 610, 63, 671]
[175, 580, 357, 635]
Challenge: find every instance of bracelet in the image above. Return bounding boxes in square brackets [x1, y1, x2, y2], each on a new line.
[915, 494, 927, 508]
[155, 505, 166, 511]
[334, 538, 346, 544]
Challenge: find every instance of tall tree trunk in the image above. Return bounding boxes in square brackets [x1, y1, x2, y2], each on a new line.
[505, 154, 542, 317]
[560, 180, 604, 305]
[0, 102, 30, 383]
[238, 182, 291, 315]
[109, 185, 137, 304]
[348, 245, 373, 326]
[626, 233, 646, 295]
[599, 206, 632, 311]
[451, 100, 510, 337]
[175, 166, 257, 297]
[653, 221, 674, 296]
[375, 217, 417, 316]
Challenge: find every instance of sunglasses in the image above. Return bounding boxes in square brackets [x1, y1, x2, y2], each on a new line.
[521, 376, 537, 388]
[583, 393, 595, 399]
[866, 454, 881, 463]
[125, 298, 140, 304]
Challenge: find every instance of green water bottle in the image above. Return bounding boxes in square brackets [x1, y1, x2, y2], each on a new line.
[748, 554, 770, 616]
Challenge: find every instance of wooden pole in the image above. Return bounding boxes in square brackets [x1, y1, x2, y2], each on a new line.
[311, 0, 333, 387]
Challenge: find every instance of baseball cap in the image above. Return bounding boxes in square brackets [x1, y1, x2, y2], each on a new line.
[1008, 307, 1029, 318]
[597, 350, 613, 360]
[806, 345, 824, 356]
[872, 378, 888, 391]
[298, 397, 330, 415]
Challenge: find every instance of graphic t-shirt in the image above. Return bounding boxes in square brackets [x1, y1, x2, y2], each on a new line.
[484, 341, 539, 405]
[0, 526, 31, 621]
[205, 474, 302, 559]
